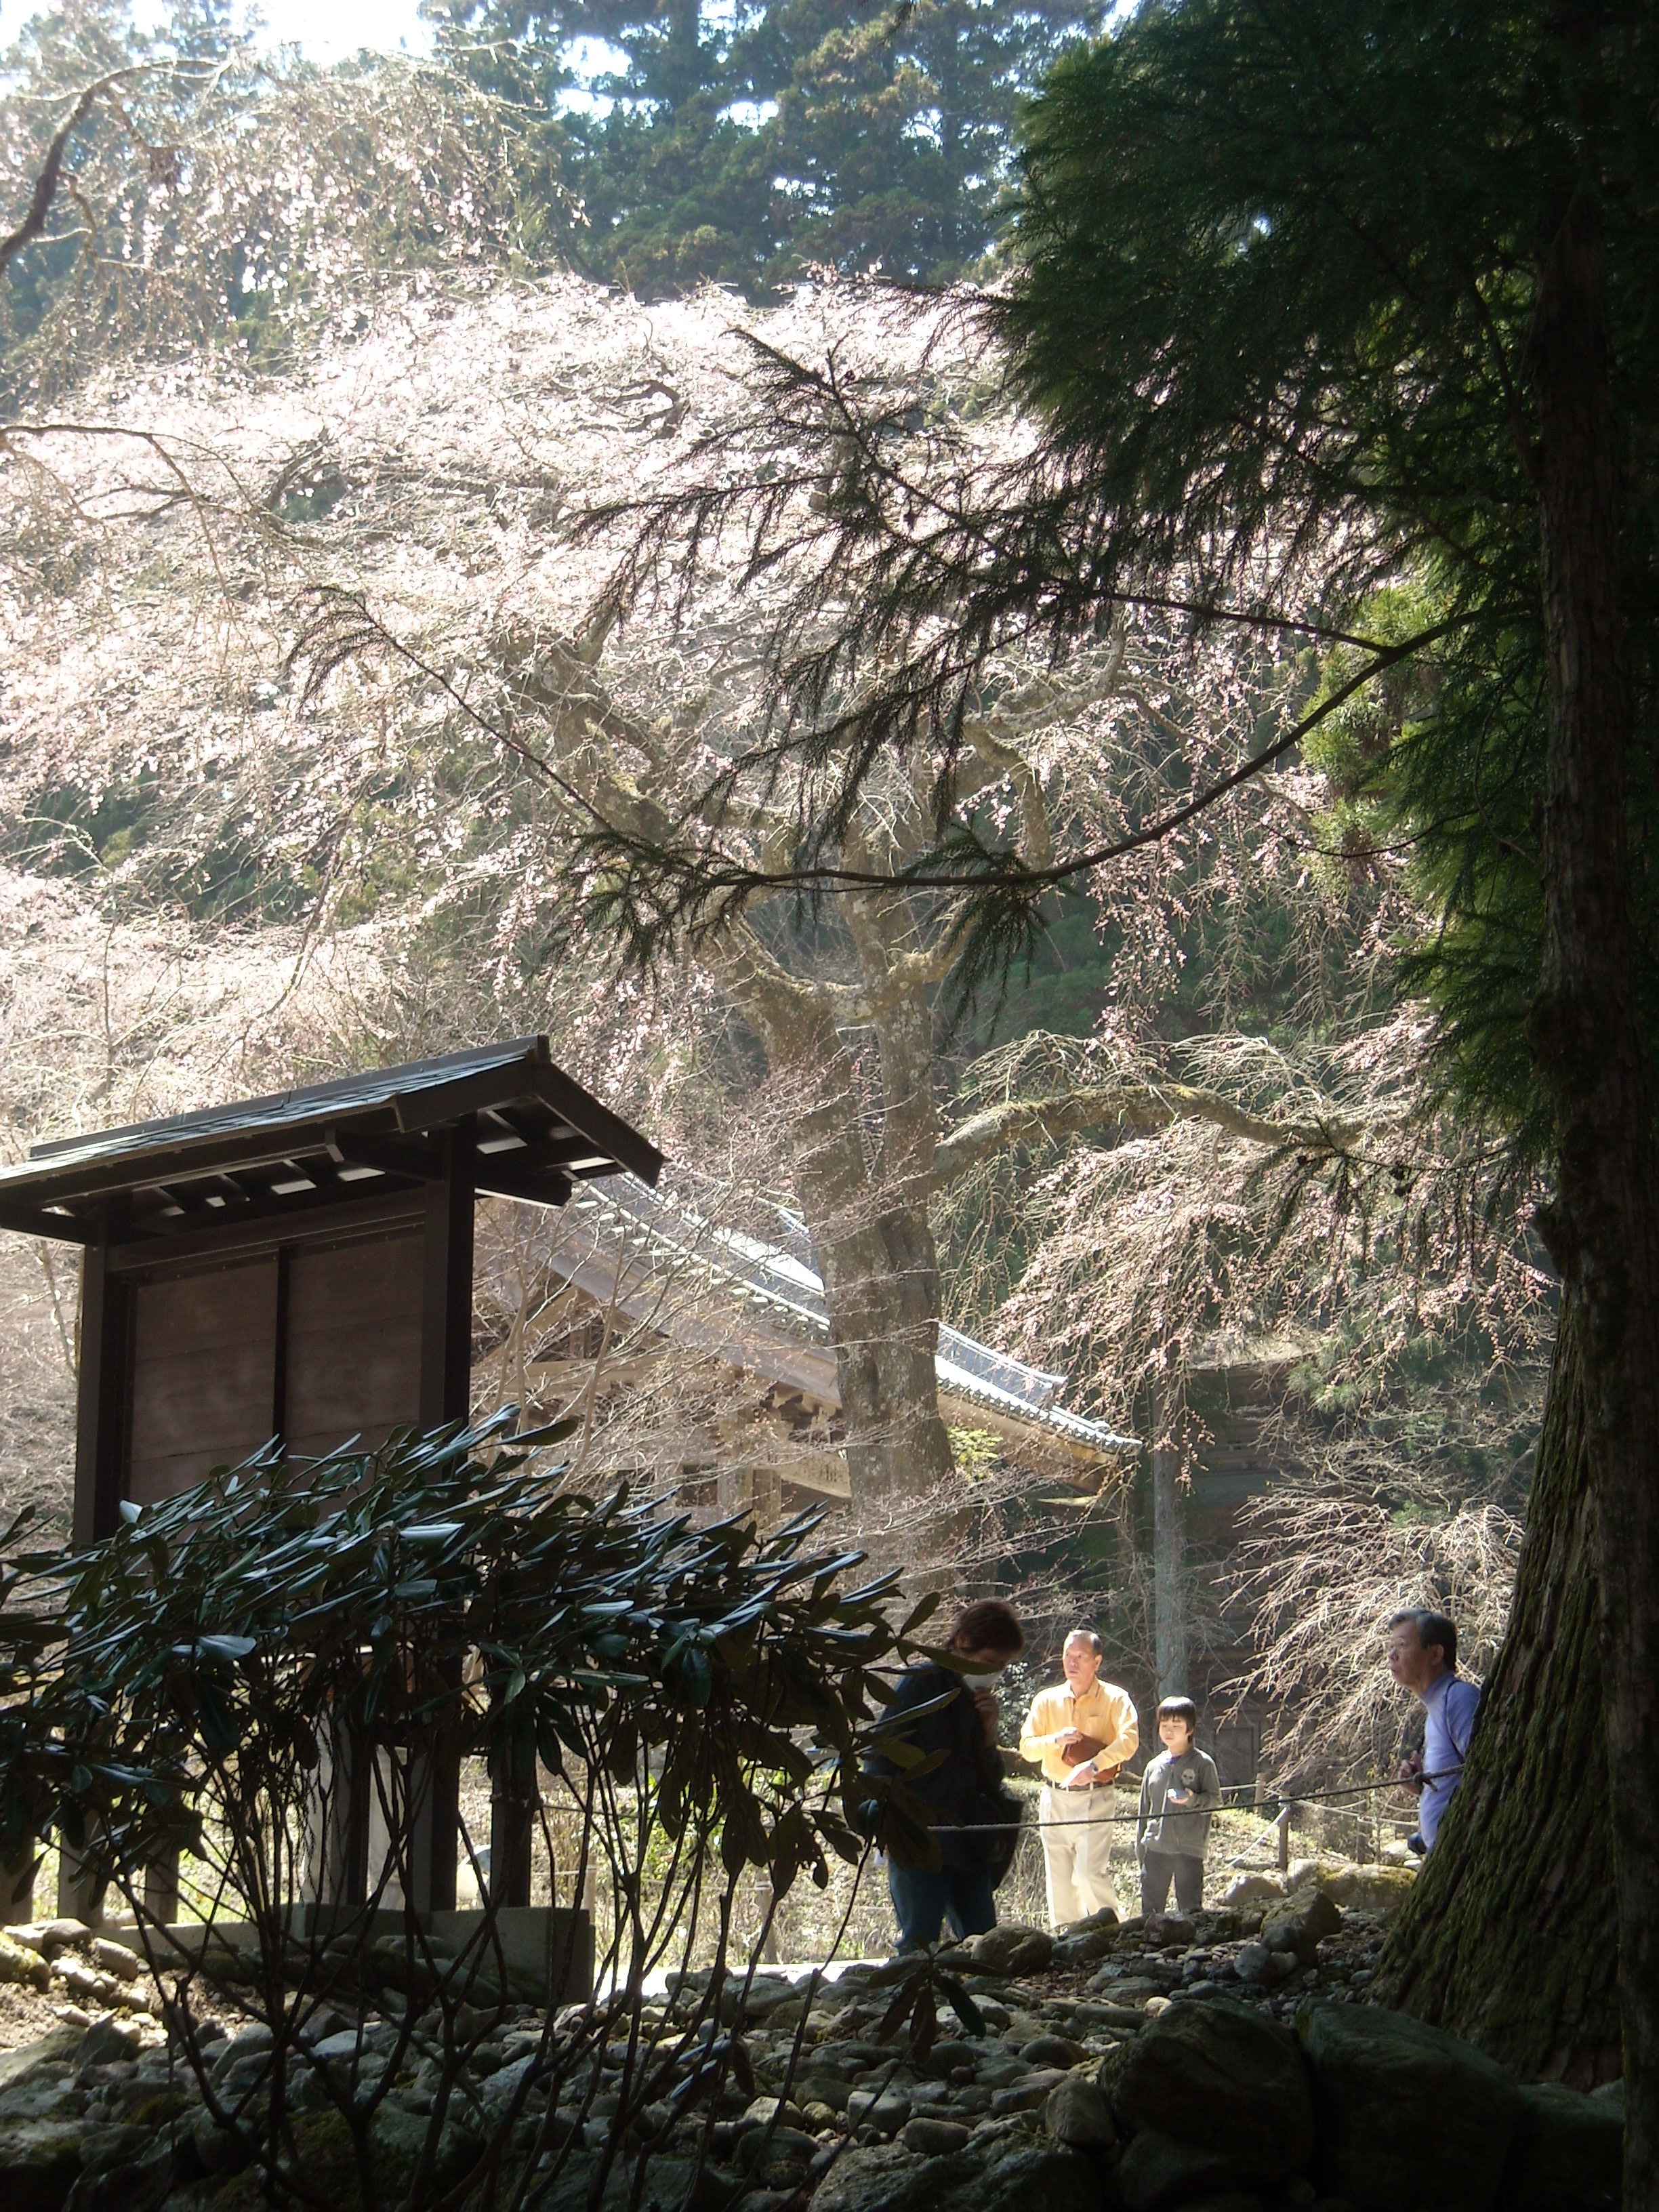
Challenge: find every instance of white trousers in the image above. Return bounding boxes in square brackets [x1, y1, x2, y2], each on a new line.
[1039, 1783, 1121, 1928]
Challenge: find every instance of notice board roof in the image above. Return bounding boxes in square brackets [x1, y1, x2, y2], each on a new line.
[0, 1037, 663, 1246]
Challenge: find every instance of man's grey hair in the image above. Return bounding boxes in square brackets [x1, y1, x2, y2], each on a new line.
[1389, 1607, 1458, 1671]
[1063, 1627, 1104, 1656]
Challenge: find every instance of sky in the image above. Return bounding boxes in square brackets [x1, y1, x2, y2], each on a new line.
[0, 0, 435, 65]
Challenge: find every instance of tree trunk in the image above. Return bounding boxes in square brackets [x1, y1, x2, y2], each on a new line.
[745, 991, 956, 1516]
[1151, 1439, 1188, 1699]
[1523, 194, 1659, 2180]
[813, 1197, 956, 1510]
[1377, 1294, 1619, 2085]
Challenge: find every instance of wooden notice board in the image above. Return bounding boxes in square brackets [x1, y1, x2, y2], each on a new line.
[121, 1225, 428, 1506]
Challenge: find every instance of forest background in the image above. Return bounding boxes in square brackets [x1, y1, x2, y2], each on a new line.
[0, 0, 1549, 1807]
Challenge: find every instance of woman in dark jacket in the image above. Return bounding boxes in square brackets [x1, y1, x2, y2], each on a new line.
[862, 1599, 1026, 1950]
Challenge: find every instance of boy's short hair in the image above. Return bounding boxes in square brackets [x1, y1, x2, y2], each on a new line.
[951, 1599, 1026, 1657]
[1158, 1696, 1198, 1731]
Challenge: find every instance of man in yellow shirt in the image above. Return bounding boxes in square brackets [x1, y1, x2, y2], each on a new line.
[1018, 1629, 1139, 1927]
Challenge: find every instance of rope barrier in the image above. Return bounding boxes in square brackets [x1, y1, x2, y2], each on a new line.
[915, 1765, 1461, 1835]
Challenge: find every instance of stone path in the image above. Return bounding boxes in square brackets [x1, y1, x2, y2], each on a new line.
[0, 1875, 1624, 2212]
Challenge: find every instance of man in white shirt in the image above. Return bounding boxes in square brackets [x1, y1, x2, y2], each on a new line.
[1387, 1607, 1481, 1850]
[1018, 1628, 1139, 1927]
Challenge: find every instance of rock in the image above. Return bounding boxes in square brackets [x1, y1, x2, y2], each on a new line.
[1220, 1874, 1286, 1907]
[1019, 2034, 1088, 2068]
[807, 2144, 933, 2212]
[0, 1933, 52, 1990]
[209, 2026, 273, 2080]
[87, 1943, 141, 1986]
[736, 2124, 817, 2172]
[1145, 1914, 1197, 1948]
[75, 2021, 140, 2078]
[846, 2087, 911, 2133]
[976, 2055, 1031, 2088]
[0, 2032, 81, 2103]
[901, 2117, 970, 2155]
[1297, 2002, 1522, 2212]
[1118, 2128, 1240, 2212]
[1050, 1929, 1118, 1971]
[62, 2139, 178, 2212]
[533, 2151, 712, 2212]
[741, 2096, 806, 2131]
[969, 1926, 1055, 1977]
[1043, 2074, 1115, 2148]
[1074, 1905, 1122, 1932]
[190, 2112, 253, 2179]
[1499, 2082, 1622, 2212]
[1261, 1893, 1343, 1965]
[33, 1922, 95, 1961]
[1234, 1943, 1298, 1989]
[800, 2074, 852, 2112]
[310, 2030, 369, 2062]
[1118, 1997, 1314, 2182]
[958, 2140, 1103, 2212]
[811, 2137, 1101, 2212]
[75, 2125, 152, 2178]
[989, 2067, 1067, 2115]
[1318, 1868, 1416, 1913]
[0, 2117, 87, 2212]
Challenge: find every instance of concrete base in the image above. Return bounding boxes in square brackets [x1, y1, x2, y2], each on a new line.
[102, 1904, 593, 2007]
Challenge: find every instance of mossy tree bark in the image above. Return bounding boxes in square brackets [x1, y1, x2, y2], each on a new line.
[1378, 1294, 1619, 2087]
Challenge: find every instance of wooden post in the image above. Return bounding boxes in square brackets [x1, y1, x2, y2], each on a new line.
[144, 1851, 180, 1928]
[411, 1124, 474, 1914]
[1277, 1802, 1294, 1872]
[1, 1852, 35, 1926]
[419, 1122, 475, 1433]
[306, 1713, 371, 1909]
[57, 1842, 106, 1925]
[754, 1876, 780, 1963]
[489, 1737, 537, 1910]
[73, 1223, 129, 1548]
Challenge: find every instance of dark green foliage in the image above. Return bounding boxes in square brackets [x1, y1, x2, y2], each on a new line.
[0, 1410, 924, 1902]
[590, 0, 1658, 1122]
[437, 1, 1105, 295]
[0, 1414, 947, 2210]
[993, 0, 1659, 1155]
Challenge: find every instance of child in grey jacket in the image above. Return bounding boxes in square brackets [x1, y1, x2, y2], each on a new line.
[1137, 1696, 1222, 1915]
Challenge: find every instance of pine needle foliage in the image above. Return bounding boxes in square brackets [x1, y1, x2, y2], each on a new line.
[579, 0, 1659, 1115]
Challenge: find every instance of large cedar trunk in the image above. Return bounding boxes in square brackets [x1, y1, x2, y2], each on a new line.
[758, 996, 956, 1515]
[1523, 194, 1659, 2188]
[814, 1201, 957, 1511]
[1378, 1294, 1619, 2085]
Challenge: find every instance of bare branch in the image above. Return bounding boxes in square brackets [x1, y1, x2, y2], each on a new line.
[934, 1079, 1367, 1188]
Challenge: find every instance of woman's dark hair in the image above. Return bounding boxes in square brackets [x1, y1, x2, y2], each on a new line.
[950, 1599, 1026, 1656]
[1158, 1696, 1198, 1730]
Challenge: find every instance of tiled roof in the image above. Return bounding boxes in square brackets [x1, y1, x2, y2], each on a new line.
[550, 1171, 1136, 1457]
